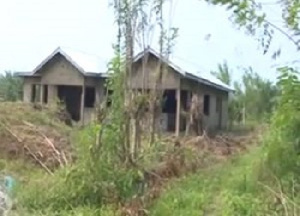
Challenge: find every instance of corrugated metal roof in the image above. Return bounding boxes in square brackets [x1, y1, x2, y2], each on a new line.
[17, 46, 233, 92]
[14, 72, 37, 77]
[31, 46, 109, 75]
[57, 47, 109, 73]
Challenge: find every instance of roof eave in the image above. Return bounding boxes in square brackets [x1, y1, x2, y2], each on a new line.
[185, 73, 234, 92]
[133, 48, 234, 92]
[15, 72, 40, 77]
[84, 72, 109, 78]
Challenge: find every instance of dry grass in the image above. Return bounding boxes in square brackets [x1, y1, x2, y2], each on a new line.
[0, 102, 73, 171]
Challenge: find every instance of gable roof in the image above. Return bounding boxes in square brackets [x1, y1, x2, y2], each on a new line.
[134, 47, 234, 92]
[31, 47, 109, 76]
[17, 46, 233, 92]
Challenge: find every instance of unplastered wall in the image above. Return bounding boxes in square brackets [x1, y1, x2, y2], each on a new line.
[131, 55, 181, 90]
[40, 54, 84, 86]
[85, 77, 106, 106]
[47, 85, 58, 103]
[221, 94, 229, 129]
[181, 78, 229, 130]
[23, 77, 41, 102]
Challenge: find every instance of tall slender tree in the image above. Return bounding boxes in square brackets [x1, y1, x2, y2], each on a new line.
[107, 0, 178, 162]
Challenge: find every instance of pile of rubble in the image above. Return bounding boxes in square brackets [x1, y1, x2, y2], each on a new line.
[0, 102, 73, 173]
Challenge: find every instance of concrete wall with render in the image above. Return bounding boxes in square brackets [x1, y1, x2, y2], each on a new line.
[131, 55, 181, 89]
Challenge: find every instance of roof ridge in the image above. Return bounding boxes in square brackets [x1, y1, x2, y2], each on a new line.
[59, 46, 105, 59]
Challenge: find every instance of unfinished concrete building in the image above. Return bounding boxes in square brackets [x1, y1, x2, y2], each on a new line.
[131, 48, 233, 135]
[18, 47, 233, 134]
[17, 47, 108, 124]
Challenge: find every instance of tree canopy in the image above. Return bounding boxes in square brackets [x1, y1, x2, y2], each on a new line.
[0, 71, 23, 102]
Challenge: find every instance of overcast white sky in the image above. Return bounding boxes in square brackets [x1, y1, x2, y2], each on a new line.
[0, 0, 298, 83]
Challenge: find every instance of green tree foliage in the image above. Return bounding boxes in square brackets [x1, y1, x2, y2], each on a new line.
[205, 0, 300, 53]
[212, 64, 278, 125]
[241, 67, 278, 121]
[0, 71, 22, 102]
[211, 61, 232, 85]
[207, 0, 300, 212]
[266, 67, 300, 176]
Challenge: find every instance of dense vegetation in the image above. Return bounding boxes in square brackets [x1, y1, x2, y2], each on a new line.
[211, 63, 278, 125]
[0, 72, 22, 102]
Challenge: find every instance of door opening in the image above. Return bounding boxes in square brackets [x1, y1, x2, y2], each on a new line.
[57, 85, 82, 121]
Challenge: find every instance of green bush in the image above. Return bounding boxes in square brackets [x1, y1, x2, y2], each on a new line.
[16, 124, 141, 213]
[262, 67, 300, 178]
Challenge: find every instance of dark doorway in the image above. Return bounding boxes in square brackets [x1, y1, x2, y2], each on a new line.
[162, 90, 176, 131]
[43, 85, 48, 104]
[180, 90, 188, 131]
[204, 94, 210, 116]
[31, 85, 36, 102]
[84, 87, 95, 108]
[57, 86, 82, 121]
[162, 90, 176, 113]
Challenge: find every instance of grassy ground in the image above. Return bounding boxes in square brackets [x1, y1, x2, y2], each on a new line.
[10, 207, 117, 216]
[4, 145, 262, 216]
[1, 160, 118, 216]
[149, 146, 265, 216]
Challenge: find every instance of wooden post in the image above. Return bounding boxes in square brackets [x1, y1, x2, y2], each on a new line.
[175, 89, 181, 136]
[81, 85, 85, 125]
